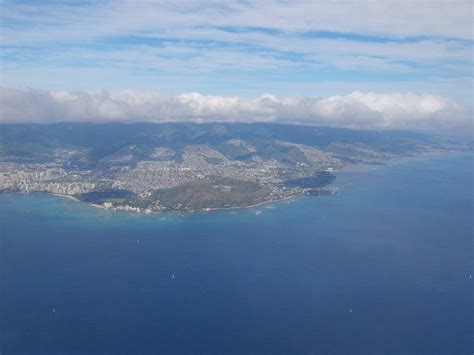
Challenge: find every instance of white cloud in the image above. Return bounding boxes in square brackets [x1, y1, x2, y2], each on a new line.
[2, 0, 472, 44]
[1, 88, 471, 135]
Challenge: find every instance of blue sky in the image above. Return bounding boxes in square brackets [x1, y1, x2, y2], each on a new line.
[0, 0, 472, 133]
[1, 1, 472, 100]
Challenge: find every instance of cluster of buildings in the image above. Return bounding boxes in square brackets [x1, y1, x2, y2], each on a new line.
[114, 144, 328, 193]
[0, 163, 95, 195]
[0, 141, 341, 211]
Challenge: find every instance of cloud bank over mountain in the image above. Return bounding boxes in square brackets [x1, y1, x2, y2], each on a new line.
[1, 88, 471, 134]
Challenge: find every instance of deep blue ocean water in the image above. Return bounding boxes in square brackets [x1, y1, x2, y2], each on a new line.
[0, 153, 472, 354]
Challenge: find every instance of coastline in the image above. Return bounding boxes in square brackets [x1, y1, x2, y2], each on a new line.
[334, 149, 469, 174]
[51, 193, 80, 202]
[106, 193, 300, 215]
[4, 150, 470, 216]
[52, 193, 106, 210]
[192, 193, 299, 213]
[7, 190, 301, 215]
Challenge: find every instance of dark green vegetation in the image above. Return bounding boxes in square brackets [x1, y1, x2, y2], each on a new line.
[129, 178, 271, 211]
[284, 172, 336, 189]
[75, 189, 134, 205]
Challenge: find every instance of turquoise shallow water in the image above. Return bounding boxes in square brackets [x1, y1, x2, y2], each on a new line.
[0, 153, 473, 354]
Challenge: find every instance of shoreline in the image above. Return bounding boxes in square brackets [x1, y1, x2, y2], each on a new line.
[6, 190, 302, 215]
[52, 193, 106, 210]
[106, 193, 300, 215]
[191, 193, 299, 213]
[334, 149, 468, 174]
[51, 193, 81, 203]
[52, 194, 108, 210]
[4, 150, 470, 216]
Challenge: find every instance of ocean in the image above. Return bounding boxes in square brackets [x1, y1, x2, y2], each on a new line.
[1, 153, 472, 354]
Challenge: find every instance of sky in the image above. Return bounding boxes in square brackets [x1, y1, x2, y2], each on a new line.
[0, 0, 473, 134]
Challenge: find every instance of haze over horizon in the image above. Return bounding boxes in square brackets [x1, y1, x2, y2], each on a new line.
[0, 0, 472, 135]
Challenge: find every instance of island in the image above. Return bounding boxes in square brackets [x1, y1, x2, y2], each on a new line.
[0, 122, 469, 212]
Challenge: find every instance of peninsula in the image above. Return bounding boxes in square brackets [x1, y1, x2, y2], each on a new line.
[0, 122, 469, 212]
